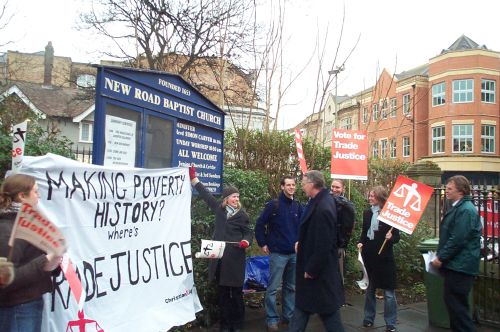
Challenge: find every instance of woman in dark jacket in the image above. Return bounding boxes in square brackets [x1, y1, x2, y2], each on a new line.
[357, 186, 400, 332]
[0, 174, 61, 332]
[189, 166, 252, 332]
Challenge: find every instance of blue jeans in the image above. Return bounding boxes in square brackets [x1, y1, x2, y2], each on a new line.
[265, 252, 296, 326]
[363, 283, 397, 328]
[0, 297, 44, 332]
[289, 307, 344, 332]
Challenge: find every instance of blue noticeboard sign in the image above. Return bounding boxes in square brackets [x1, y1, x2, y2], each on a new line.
[93, 65, 225, 194]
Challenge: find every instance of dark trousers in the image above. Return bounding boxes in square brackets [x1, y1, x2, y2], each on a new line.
[443, 269, 475, 332]
[218, 285, 245, 330]
[289, 307, 344, 332]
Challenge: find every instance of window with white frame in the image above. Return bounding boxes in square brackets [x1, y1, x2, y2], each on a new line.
[452, 124, 473, 152]
[403, 94, 410, 115]
[362, 107, 368, 124]
[432, 82, 446, 106]
[390, 98, 397, 117]
[76, 74, 96, 88]
[79, 122, 93, 143]
[481, 79, 496, 103]
[390, 138, 396, 158]
[432, 126, 445, 154]
[402, 136, 410, 157]
[381, 99, 388, 119]
[380, 139, 388, 158]
[481, 125, 495, 153]
[341, 117, 352, 130]
[372, 141, 378, 159]
[373, 104, 379, 121]
[453, 79, 473, 103]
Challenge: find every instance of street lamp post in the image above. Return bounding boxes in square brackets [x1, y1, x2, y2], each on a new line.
[328, 65, 345, 132]
[412, 83, 416, 162]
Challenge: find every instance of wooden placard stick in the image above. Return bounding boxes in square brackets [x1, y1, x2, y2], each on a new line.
[378, 227, 393, 255]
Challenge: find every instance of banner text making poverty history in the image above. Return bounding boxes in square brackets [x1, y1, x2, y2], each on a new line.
[43, 170, 186, 231]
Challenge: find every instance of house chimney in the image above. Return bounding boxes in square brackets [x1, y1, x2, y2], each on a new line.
[43, 41, 54, 86]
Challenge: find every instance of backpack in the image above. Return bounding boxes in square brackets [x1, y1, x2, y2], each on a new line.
[333, 195, 356, 248]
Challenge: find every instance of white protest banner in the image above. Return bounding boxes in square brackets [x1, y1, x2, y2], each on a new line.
[195, 239, 226, 259]
[8, 203, 67, 256]
[18, 154, 201, 332]
[11, 120, 28, 171]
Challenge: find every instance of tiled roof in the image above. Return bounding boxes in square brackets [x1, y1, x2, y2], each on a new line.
[441, 35, 487, 54]
[0, 81, 94, 118]
[395, 64, 429, 80]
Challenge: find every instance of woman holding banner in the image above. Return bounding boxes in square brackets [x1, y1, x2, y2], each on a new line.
[357, 186, 400, 332]
[0, 174, 61, 332]
[189, 166, 252, 332]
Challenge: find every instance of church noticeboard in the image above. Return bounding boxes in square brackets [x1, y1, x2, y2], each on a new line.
[93, 66, 225, 193]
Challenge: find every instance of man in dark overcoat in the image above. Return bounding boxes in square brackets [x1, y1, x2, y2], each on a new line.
[289, 170, 345, 332]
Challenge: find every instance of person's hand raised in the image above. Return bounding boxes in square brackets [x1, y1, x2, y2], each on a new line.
[189, 165, 196, 180]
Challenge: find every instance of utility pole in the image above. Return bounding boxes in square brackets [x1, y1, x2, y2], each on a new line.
[412, 83, 416, 163]
[328, 64, 345, 133]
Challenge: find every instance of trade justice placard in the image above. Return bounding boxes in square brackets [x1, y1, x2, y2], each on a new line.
[378, 176, 434, 235]
[330, 129, 368, 180]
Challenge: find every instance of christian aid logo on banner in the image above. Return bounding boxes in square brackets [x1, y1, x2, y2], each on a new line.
[66, 310, 104, 332]
[378, 176, 434, 235]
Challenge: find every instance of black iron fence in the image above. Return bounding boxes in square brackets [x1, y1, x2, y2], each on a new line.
[431, 185, 499, 326]
[73, 146, 92, 164]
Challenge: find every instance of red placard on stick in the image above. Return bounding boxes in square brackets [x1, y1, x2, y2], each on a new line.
[378, 176, 434, 235]
[331, 129, 368, 180]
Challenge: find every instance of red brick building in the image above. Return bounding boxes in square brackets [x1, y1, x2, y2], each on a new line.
[352, 35, 500, 183]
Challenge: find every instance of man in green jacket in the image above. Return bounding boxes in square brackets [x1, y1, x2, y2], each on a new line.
[431, 175, 481, 332]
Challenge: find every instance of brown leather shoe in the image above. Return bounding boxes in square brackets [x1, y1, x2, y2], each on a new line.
[280, 321, 289, 331]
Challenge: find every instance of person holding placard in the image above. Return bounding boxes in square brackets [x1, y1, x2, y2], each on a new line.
[189, 166, 252, 332]
[357, 186, 400, 332]
[0, 174, 62, 332]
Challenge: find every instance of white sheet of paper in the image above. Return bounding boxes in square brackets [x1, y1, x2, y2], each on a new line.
[356, 251, 369, 290]
[422, 250, 442, 276]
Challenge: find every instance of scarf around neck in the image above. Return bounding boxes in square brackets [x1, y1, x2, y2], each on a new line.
[226, 205, 239, 219]
[0, 202, 21, 214]
[367, 205, 380, 240]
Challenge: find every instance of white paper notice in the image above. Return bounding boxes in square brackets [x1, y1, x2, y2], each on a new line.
[104, 115, 136, 167]
[356, 251, 369, 290]
[422, 250, 442, 276]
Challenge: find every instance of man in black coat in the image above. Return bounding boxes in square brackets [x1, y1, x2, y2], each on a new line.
[289, 170, 345, 332]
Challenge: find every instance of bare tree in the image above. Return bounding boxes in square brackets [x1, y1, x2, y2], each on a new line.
[0, 0, 13, 48]
[80, 0, 253, 73]
[305, 5, 360, 165]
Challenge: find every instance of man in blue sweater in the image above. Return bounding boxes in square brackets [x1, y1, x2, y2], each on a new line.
[255, 176, 303, 332]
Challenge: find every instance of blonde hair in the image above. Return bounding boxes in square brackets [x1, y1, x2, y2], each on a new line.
[221, 196, 241, 210]
[0, 174, 36, 210]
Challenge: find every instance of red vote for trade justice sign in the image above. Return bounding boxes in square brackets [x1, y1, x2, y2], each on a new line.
[330, 129, 368, 180]
[378, 176, 434, 235]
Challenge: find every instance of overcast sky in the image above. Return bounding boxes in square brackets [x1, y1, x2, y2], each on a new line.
[2, 0, 500, 130]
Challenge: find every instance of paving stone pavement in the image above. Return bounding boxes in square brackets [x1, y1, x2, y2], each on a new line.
[190, 293, 498, 331]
